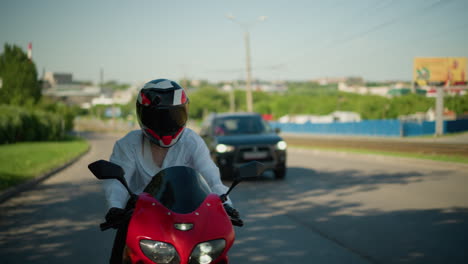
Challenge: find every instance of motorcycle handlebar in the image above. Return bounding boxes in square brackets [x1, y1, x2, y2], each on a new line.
[100, 209, 134, 231]
[100, 221, 113, 231]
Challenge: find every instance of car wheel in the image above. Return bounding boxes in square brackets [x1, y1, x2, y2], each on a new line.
[274, 166, 286, 180]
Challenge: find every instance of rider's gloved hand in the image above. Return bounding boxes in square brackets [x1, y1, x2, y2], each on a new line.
[105, 207, 126, 224]
[223, 204, 243, 226]
[223, 204, 240, 218]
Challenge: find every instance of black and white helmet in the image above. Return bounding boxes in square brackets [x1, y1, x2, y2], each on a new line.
[136, 79, 189, 148]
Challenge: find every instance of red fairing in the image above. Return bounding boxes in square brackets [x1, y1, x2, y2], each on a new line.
[125, 193, 234, 264]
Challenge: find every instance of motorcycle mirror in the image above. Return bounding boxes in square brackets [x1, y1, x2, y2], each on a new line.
[224, 161, 265, 198]
[88, 160, 134, 196]
[234, 161, 266, 181]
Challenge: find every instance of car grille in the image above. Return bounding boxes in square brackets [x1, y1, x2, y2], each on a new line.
[236, 145, 274, 163]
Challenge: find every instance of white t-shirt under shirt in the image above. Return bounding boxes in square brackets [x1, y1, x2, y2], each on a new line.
[102, 128, 230, 209]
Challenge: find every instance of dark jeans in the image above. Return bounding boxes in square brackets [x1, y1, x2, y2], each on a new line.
[109, 195, 138, 263]
[109, 219, 130, 264]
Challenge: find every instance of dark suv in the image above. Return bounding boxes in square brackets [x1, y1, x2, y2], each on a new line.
[199, 112, 287, 179]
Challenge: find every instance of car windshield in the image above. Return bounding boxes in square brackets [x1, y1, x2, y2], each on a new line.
[213, 116, 273, 135]
[143, 166, 212, 214]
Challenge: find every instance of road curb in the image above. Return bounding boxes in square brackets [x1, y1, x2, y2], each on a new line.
[288, 146, 468, 169]
[0, 145, 91, 204]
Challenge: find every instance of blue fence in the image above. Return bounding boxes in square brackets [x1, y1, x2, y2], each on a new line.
[401, 121, 435, 137]
[270, 119, 468, 137]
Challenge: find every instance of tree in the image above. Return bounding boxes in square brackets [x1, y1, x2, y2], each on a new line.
[102, 80, 130, 91]
[188, 86, 229, 119]
[0, 43, 41, 105]
[445, 94, 468, 115]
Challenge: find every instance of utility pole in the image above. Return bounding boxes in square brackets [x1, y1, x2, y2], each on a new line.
[229, 81, 237, 112]
[244, 30, 253, 112]
[100, 68, 104, 92]
[227, 14, 267, 112]
[435, 85, 445, 136]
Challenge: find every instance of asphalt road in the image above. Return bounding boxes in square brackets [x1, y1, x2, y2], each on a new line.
[1, 132, 467, 264]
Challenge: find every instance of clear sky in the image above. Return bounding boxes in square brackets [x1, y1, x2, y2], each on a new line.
[1, 0, 467, 84]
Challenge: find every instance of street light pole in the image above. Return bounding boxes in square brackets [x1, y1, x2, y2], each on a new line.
[244, 30, 253, 112]
[227, 15, 267, 113]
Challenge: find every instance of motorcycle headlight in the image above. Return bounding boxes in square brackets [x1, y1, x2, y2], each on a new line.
[276, 141, 287, 150]
[216, 144, 235, 153]
[189, 239, 226, 264]
[140, 240, 180, 264]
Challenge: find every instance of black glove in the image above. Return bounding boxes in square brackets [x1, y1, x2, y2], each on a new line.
[223, 204, 240, 218]
[224, 204, 243, 227]
[105, 207, 126, 224]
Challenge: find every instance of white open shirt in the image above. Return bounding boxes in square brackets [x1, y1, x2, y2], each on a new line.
[103, 128, 230, 209]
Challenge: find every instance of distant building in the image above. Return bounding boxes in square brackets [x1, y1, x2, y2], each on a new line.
[41, 71, 137, 108]
[253, 81, 288, 92]
[91, 94, 114, 105]
[42, 71, 100, 106]
[345, 77, 365, 86]
[278, 114, 333, 124]
[43, 85, 101, 106]
[387, 88, 411, 96]
[338, 82, 380, 95]
[425, 86, 467, 97]
[223, 81, 288, 93]
[313, 77, 346, 85]
[331, 111, 362, 122]
[400, 108, 456, 122]
[338, 81, 430, 98]
[221, 84, 234, 92]
[278, 111, 361, 124]
[43, 72, 73, 87]
[112, 89, 135, 105]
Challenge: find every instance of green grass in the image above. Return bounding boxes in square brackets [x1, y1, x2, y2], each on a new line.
[290, 145, 468, 164]
[0, 138, 90, 191]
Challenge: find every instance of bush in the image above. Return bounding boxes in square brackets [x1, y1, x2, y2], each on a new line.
[35, 99, 82, 132]
[0, 105, 65, 144]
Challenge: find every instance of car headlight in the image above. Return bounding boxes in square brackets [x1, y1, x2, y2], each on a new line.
[276, 141, 287, 150]
[189, 239, 226, 264]
[140, 240, 180, 264]
[216, 144, 235, 153]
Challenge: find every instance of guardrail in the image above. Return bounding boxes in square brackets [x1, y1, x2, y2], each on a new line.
[270, 119, 468, 137]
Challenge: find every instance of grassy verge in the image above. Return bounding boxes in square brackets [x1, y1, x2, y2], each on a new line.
[0, 138, 90, 191]
[290, 145, 468, 164]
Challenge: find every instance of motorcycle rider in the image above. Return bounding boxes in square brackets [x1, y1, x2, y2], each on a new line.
[102, 78, 241, 263]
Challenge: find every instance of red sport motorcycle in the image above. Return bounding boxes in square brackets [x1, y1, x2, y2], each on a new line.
[88, 160, 264, 264]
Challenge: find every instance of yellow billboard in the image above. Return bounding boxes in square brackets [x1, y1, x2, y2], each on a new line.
[413, 57, 467, 86]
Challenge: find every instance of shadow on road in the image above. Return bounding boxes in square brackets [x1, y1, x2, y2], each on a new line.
[1, 162, 466, 264]
[230, 167, 468, 264]
[0, 180, 113, 264]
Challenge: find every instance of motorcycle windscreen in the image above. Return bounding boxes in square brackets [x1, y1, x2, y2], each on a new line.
[143, 166, 212, 214]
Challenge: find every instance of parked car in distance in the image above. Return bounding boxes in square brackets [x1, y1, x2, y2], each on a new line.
[199, 112, 287, 180]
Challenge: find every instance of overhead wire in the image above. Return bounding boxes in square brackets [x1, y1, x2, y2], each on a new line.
[207, 0, 462, 80]
[330, 0, 457, 48]
[250, 0, 402, 77]
[272, 0, 399, 68]
[206, 0, 350, 76]
[296, 0, 461, 79]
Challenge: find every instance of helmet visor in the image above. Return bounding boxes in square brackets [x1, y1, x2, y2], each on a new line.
[139, 104, 188, 136]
